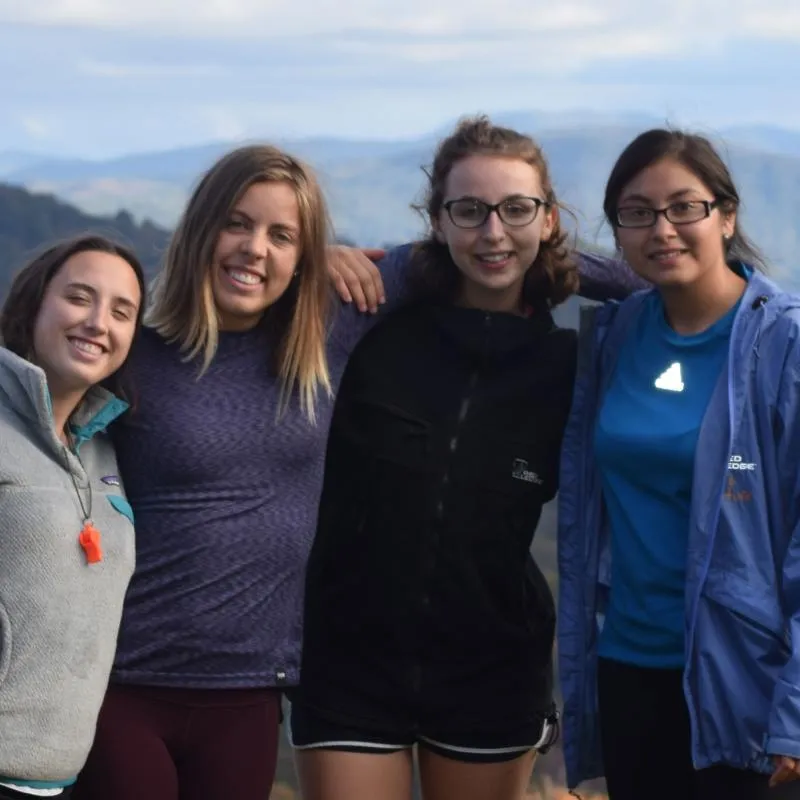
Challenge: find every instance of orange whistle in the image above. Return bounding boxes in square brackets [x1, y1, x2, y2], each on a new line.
[79, 522, 103, 564]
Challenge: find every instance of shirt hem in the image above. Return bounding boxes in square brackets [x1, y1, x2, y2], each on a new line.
[111, 669, 299, 689]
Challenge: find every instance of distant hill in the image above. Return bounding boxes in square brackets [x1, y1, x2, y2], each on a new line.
[0, 183, 169, 294]
[2, 115, 800, 288]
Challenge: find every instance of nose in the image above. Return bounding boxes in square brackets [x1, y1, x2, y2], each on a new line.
[651, 211, 678, 240]
[241, 226, 268, 259]
[480, 209, 506, 241]
[85, 302, 110, 333]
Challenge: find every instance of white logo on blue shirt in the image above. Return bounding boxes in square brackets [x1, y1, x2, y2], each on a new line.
[654, 362, 685, 392]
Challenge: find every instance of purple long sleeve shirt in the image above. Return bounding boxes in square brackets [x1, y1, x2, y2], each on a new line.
[109, 246, 644, 690]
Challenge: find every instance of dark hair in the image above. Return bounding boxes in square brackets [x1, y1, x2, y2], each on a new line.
[604, 128, 767, 271]
[409, 115, 578, 308]
[0, 233, 147, 398]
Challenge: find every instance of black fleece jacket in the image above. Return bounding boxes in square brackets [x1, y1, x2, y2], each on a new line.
[300, 301, 577, 728]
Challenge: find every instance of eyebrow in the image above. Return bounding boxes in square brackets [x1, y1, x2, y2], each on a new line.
[65, 282, 140, 310]
[619, 188, 702, 205]
[229, 208, 253, 223]
[270, 222, 300, 235]
[449, 193, 536, 203]
[230, 209, 299, 235]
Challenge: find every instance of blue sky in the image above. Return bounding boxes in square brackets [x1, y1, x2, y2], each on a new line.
[1, 0, 799, 158]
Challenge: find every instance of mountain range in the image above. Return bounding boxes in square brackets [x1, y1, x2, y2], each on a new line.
[2, 110, 799, 287]
[0, 183, 169, 294]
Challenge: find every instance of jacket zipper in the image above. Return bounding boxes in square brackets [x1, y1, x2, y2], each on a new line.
[431, 312, 491, 527]
[413, 313, 491, 695]
[683, 296, 748, 767]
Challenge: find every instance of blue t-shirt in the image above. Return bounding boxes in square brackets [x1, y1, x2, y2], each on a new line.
[594, 291, 740, 668]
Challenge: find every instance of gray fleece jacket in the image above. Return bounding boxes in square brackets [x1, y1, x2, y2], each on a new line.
[0, 347, 135, 783]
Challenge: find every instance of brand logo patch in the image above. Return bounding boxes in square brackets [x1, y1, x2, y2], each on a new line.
[100, 475, 121, 486]
[724, 476, 752, 503]
[728, 455, 756, 471]
[512, 459, 543, 485]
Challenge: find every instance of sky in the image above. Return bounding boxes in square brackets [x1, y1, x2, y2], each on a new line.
[1, 0, 799, 158]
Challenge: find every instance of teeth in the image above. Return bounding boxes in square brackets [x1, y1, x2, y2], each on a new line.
[72, 339, 102, 355]
[478, 253, 510, 263]
[227, 269, 262, 285]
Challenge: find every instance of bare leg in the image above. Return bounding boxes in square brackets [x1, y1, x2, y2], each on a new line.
[294, 748, 415, 800]
[418, 747, 537, 800]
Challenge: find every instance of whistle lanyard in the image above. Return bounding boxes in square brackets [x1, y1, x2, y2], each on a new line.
[65, 435, 103, 565]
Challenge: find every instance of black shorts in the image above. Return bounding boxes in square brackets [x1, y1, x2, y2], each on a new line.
[287, 701, 559, 764]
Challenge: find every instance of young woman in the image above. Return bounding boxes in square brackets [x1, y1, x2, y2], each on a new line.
[0, 235, 145, 799]
[289, 117, 577, 800]
[558, 129, 800, 800]
[70, 144, 415, 800]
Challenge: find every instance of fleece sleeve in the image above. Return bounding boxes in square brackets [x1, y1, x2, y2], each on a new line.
[376, 242, 652, 306]
[381, 242, 650, 306]
[328, 243, 415, 358]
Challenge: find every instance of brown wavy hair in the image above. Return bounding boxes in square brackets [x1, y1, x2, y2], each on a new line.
[146, 145, 333, 422]
[409, 115, 578, 309]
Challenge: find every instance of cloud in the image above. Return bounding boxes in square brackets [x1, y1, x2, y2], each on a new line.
[197, 106, 252, 141]
[1, 0, 799, 157]
[2, 0, 800, 48]
[77, 59, 226, 78]
[744, 5, 800, 38]
[0, 0, 797, 92]
[0, 0, 606, 35]
[18, 114, 50, 139]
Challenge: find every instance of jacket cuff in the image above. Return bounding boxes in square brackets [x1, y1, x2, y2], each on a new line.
[765, 735, 800, 760]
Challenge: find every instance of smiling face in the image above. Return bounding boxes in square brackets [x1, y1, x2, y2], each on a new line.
[32, 250, 142, 397]
[211, 180, 302, 332]
[615, 157, 736, 288]
[435, 154, 556, 313]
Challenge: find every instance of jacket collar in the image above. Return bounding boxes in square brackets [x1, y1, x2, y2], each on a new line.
[0, 347, 128, 452]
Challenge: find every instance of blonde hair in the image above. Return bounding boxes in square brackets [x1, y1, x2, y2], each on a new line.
[147, 145, 333, 421]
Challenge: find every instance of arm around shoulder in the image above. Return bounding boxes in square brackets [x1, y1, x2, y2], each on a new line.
[376, 243, 415, 310]
[575, 249, 650, 302]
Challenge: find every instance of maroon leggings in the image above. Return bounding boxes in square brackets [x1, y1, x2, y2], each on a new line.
[72, 684, 281, 800]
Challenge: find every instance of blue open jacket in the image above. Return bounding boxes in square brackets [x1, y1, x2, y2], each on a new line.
[558, 271, 800, 790]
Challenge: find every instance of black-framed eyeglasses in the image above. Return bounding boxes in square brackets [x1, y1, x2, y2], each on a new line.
[442, 196, 549, 229]
[616, 200, 718, 229]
